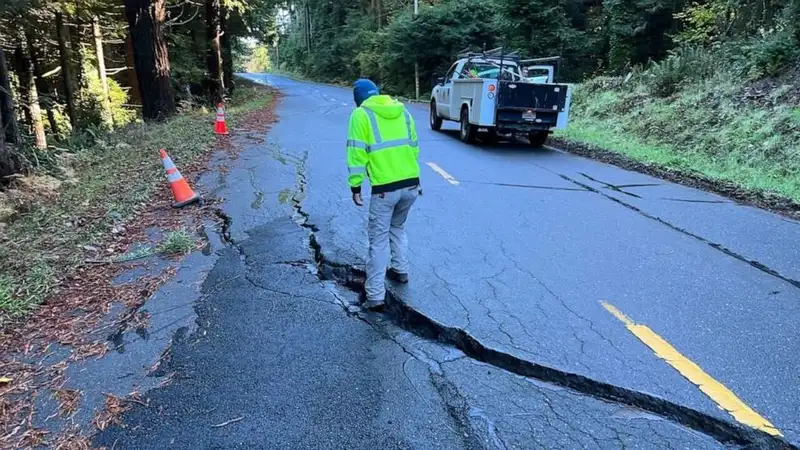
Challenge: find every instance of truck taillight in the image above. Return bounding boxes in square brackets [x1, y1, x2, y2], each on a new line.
[488, 85, 496, 92]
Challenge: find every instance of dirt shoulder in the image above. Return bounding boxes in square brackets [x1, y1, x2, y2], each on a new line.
[0, 79, 279, 449]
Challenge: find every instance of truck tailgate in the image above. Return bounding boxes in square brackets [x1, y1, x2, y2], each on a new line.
[498, 82, 568, 112]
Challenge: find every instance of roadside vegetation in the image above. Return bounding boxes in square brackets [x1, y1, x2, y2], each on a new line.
[0, 85, 273, 321]
[559, 31, 800, 202]
[252, 0, 799, 205]
[0, 0, 276, 323]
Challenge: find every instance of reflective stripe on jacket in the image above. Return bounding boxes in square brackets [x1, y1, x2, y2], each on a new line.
[346, 95, 420, 194]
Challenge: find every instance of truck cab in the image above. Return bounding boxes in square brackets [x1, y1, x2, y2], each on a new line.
[430, 50, 571, 147]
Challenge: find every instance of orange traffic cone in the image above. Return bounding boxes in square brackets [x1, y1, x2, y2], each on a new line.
[214, 103, 229, 135]
[160, 149, 200, 208]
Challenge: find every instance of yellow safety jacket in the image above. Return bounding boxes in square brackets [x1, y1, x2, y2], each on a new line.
[346, 95, 420, 194]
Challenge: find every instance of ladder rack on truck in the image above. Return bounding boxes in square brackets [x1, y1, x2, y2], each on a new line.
[429, 50, 572, 148]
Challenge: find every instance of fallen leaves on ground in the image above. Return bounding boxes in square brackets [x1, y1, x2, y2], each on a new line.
[0, 85, 279, 449]
[55, 389, 81, 418]
[92, 394, 128, 432]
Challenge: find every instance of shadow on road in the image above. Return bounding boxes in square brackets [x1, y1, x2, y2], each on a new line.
[430, 128, 557, 156]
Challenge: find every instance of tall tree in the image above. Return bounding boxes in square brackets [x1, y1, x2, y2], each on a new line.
[220, 3, 234, 93]
[124, 33, 142, 105]
[604, 0, 637, 72]
[124, 0, 175, 120]
[14, 39, 47, 150]
[24, 27, 58, 134]
[206, 0, 225, 102]
[0, 99, 23, 180]
[0, 46, 22, 146]
[92, 16, 114, 127]
[55, 11, 78, 127]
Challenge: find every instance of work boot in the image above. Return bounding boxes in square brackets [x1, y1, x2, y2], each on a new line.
[360, 291, 385, 312]
[387, 268, 409, 284]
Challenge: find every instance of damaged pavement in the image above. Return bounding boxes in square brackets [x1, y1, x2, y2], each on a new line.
[62, 74, 800, 449]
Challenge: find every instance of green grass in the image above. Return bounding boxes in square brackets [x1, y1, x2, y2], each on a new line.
[0, 85, 273, 322]
[557, 77, 800, 202]
[157, 229, 197, 255]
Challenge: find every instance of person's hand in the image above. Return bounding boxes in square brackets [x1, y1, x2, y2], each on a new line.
[352, 192, 363, 206]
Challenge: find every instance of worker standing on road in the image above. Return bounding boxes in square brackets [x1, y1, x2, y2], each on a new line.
[346, 79, 421, 310]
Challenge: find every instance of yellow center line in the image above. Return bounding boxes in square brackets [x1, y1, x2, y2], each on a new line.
[426, 162, 460, 186]
[600, 301, 782, 437]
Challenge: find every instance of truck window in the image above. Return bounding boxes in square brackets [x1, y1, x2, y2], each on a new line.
[444, 63, 458, 83]
[463, 62, 520, 80]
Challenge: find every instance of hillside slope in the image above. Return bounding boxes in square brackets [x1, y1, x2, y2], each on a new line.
[559, 59, 800, 204]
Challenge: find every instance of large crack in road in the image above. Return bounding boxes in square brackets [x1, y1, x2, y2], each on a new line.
[551, 170, 800, 292]
[264, 148, 792, 450]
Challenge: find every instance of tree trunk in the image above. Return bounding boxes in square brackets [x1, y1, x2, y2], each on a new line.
[305, 1, 312, 50]
[0, 47, 22, 146]
[220, 4, 234, 93]
[124, 0, 176, 121]
[0, 103, 22, 180]
[25, 28, 59, 134]
[206, 0, 224, 103]
[124, 33, 142, 105]
[15, 42, 47, 150]
[93, 16, 114, 128]
[55, 12, 78, 128]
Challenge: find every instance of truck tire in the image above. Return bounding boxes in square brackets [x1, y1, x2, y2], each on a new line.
[529, 131, 549, 148]
[430, 101, 443, 131]
[459, 107, 476, 144]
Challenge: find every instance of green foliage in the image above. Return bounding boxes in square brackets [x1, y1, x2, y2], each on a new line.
[561, 64, 800, 202]
[735, 31, 799, 78]
[76, 60, 136, 130]
[674, 0, 729, 45]
[245, 45, 272, 73]
[157, 229, 197, 254]
[382, 0, 499, 94]
[0, 84, 274, 319]
[639, 45, 719, 97]
[168, 31, 208, 90]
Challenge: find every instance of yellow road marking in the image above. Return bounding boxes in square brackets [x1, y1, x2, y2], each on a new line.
[426, 162, 459, 186]
[601, 301, 782, 437]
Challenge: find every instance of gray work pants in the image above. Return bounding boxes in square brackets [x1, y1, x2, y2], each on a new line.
[365, 186, 419, 302]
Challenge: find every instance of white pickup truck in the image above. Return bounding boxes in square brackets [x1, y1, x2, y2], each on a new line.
[429, 52, 572, 147]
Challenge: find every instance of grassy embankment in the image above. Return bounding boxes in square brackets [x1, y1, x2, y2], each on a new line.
[556, 60, 800, 203]
[0, 82, 273, 320]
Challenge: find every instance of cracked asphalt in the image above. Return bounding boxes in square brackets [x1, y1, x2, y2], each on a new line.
[94, 74, 800, 449]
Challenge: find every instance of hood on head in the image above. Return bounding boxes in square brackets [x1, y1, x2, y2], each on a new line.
[353, 78, 379, 107]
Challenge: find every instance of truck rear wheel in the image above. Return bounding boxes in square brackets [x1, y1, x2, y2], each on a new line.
[529, 131, 549, 148]
[459, 107, 476, 144]
[430, 101, 443, 131]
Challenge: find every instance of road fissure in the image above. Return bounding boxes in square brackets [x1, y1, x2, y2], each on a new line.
[272, 157, 792, 450]
[554, 173, 800, 292]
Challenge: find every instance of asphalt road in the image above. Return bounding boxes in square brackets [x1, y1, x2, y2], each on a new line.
[95, 74, 800, 449]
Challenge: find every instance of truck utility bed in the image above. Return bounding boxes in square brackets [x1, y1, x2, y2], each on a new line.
[498, 81, 568, 112]
[496, 81, 570, 130]
[429, 49, 572, 146]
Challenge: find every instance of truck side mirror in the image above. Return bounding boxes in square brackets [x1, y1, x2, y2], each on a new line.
[433, 76, 444, 87]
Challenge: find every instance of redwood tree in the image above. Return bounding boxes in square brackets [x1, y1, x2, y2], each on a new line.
[0, 46, 22, 180]
[0, 46, 21, 146]
[220, 3, 234, 93]
[206, 0, 224, 103]
[15, 41, 47, 150]
[25, 27, 58, 133]
[124, 0, 175, 120]
[55, 11, 78, 127]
